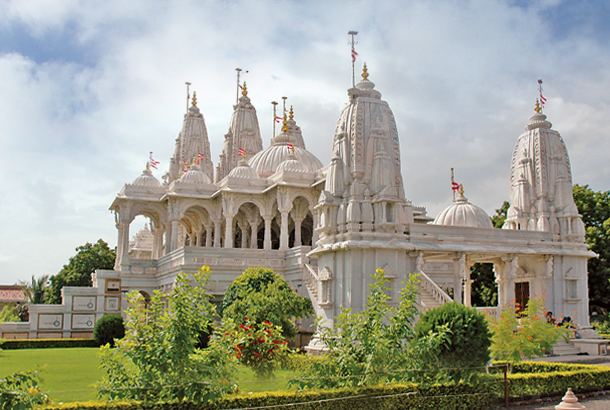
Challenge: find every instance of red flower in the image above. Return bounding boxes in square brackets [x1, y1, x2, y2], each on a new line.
[262, 320, 273, 326]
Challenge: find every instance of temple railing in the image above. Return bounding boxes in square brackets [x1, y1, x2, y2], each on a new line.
[418, 270, 452, 305]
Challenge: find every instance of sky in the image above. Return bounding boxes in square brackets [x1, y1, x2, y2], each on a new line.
[1, 0, 609, 284]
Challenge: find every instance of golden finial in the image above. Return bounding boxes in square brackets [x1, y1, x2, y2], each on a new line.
[191, 91, 198, 107]
[281, 113, 288, 133]
[361, 62, 369, 81]
[241, 81, 248, 97]
[289, 105, 294, 120]
[534, 98, 542, 114]
[458, 184, 465, 196]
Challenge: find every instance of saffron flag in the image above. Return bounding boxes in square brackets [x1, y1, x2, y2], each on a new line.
[149, 152, 160, 169]
[238, 147, 247, 157]
[538, 79, 547, 107]
[351, 47, 358, 63]
[451, 181, 460, 191]
[275, 115, 283, 123]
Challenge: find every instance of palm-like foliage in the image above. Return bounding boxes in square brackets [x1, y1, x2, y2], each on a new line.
[19, 275, 49, 304]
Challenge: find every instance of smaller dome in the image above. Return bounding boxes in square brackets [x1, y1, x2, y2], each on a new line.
[132, 163, 161, 188]
[179, 164, 211, 185]
[433, 187, 492, 229]
[276, 153, 308, 174]
[228, 159, 258, 179]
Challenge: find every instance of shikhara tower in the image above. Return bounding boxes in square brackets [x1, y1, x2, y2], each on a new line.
[3, 61, 597, 353]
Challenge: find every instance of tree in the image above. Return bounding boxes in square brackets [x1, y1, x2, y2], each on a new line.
[221, 267, 313, 338]
[98, 266, 234, 403]
[20, 275, 49, 304]
[491, 201, 510, 229]
[573, 185, 610, 315]
[490, 299, 568, 361]
[0, 305, 19, 322]
[46, 240, 115, 304]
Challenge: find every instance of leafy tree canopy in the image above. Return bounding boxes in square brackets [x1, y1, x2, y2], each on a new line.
[46, 239, 115, 304]
[221, 267, 313, 338]
[573, 184, 610, 314]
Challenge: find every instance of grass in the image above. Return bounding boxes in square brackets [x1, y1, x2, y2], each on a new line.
[0, 347, 297, 403]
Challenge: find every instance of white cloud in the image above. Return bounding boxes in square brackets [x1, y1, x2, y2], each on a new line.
[0, 0, 609, 283]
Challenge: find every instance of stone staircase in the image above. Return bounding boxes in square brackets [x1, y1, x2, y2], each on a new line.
[417, 270, 453, 312]
[552, 339, 582, 356]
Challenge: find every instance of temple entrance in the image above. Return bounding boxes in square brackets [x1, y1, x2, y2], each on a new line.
[515, 281, 530, 313]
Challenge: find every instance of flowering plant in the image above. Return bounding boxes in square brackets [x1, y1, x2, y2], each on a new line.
[225, 317, 289, 378]
[0, 371, 48, 410]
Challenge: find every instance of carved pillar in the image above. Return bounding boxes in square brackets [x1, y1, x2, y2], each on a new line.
[239, 223, 248, 248]
[205, 225, 213, 247]
[151, 224, 164, 259]
[169, 219, 180, 252]
[224, 215, 234, 248]
[213, 220, 221, 248]
[458, 254, 472, 307]
[279, 211, 290, 250]
[249, 219, 259, 249]
[263, 216, 272, 250]
[311, 209, 319, 245]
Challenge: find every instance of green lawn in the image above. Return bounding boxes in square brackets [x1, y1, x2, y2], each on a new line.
[0, 347, 297, 403]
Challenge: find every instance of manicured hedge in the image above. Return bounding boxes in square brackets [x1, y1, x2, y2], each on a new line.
[42, 383, 496, 410]
[505, 361, 610, 400]
[0, 338, 97, 349]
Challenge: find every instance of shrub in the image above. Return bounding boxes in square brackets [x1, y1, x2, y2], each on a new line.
[293, 269, 452, 389]
[94, 314, 125, 347]
[415, 302, 491, 372]
[0, 338, 98, 349]
[223, 318, 289, 377]
[221, 267, 313, 338]
[98, 265, 235, 403]
[489, 298, 568, 361]
[0, 371, 48, 410]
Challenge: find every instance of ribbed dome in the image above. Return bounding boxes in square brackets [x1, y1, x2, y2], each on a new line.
[228, 159, 258, 179]
[132, 164, 161, 188]
[249, 145, 322, 178]
[276, 153, 309, 174]
[179, 164, 212, 185]
[434, 189, 492, 229]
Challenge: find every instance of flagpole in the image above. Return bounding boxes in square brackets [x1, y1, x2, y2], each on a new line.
[235, 68, 242, 105]
[451, 168, 455, 202]
[282, 96, 287, 114]
[348, 30, 358, 88]
[271, 101, 278, 140]
[185, 82, 191, 114]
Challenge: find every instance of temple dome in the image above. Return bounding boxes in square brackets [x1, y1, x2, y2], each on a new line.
[228, 158, 258, 179]
[249, 145, 322, 178]
[434, 188, 492, 229]
[179, 164, 212, 185]
[132, 164, 161, 188]
[276, 153, 309, 174]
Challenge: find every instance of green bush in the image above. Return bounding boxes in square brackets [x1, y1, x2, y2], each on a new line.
[415, 302, 491, 371]
[94, 314, 125, 346]
[0, 371, 48, 409]
[0, 338, 97, 349]
[221, 267, 313, 338]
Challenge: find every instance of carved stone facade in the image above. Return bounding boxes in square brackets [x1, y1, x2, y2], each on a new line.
[2, 68, 595, 348]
